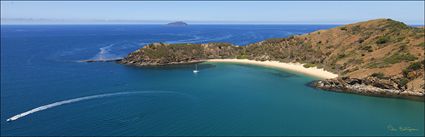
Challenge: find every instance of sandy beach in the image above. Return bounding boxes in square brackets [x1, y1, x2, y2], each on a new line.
[207, 59, 338, 79]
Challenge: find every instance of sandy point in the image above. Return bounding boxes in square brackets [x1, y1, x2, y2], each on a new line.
[206, 59, 338, 79]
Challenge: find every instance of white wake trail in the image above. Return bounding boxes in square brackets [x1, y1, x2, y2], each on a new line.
[93, 44, 120, 61]
[6, 91, 181, 122]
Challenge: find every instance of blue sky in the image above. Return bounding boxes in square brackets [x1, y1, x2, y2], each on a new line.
[1, 1, 424, 24]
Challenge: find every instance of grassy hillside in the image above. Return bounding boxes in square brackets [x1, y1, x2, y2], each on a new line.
[243, 19, 424, 92]
[119, 43, 242, 65]
[119, 19, 424, 96]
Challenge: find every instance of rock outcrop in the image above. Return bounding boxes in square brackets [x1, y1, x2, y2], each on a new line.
[310, 77, 424, 100]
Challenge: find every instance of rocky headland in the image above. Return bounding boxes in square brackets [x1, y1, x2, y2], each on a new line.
[118, 19, 425, 100]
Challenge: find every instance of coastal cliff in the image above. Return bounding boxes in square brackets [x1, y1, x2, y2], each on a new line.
[119, 19, 425, 99]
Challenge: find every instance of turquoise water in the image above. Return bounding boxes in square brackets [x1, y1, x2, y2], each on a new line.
[1, 25, 423, 136]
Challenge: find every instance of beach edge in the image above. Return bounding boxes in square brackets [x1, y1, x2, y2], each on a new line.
[206, 59, 338, 80]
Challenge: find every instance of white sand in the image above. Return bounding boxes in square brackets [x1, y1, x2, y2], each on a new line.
[207, 59, 338, 79]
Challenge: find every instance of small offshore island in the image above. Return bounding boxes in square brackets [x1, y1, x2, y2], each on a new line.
[166, 21, 188, 26]
[118, 19, 425, 100]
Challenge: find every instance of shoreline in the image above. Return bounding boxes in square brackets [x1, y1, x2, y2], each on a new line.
[311, 79, 424, 101]
[206, 59, 338, 79]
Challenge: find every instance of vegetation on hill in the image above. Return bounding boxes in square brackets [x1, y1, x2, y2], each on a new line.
[119, 19, 425, 97]
[119, 43, 241, 65]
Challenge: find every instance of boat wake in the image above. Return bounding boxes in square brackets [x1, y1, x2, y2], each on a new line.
[82, 34, 234, 63]
[81, 41, 147, 62]
[6, 90, 192, 122]
[90, 44, 122, 61]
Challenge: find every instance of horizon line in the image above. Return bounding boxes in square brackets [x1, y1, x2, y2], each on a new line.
[2, 23, 424, 26]
[2, 18, 424, 25]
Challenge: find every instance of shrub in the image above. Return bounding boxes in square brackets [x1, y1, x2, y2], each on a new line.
[384, 53, 417, 64]
[396, 37, 405, 42]
[266, 38, 285, 43]
[386, 20, 409, 29]
[371, 72, 385, 79]
[360, 45, 372, 51]
[376, 36, 390, 44]
[407, 62, 422, 70]
[399, 44, 407, 51]
[337, 53, 346, 59]
[402, 61, 423, 77]
[303, 63, 316, 68]
[398, 78, 409, 87]
[416, 42, 425, 47]
[236, 55, 248, 59]
[367, 62, 388, 68]
[402, 69, 410, 77]
[351, 25, 361, 33]
[340, 27, 347, 31]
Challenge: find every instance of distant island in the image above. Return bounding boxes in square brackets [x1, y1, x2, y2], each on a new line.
[119, 19, 424, 100]
[166, 21, 188, 26]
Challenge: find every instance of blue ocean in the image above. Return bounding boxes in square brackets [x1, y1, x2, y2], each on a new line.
[1, 25, 424, 136]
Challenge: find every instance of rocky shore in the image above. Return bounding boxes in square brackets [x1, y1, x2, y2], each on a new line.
[311, 77, 424, 100]
[119, 59, 205, 66]
[80, 59, 122, 63]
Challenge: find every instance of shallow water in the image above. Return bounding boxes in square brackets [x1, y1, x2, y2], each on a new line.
[1, 25, 423, 136]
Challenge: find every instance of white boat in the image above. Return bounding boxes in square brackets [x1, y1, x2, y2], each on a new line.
[193, 64, 199, 73]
